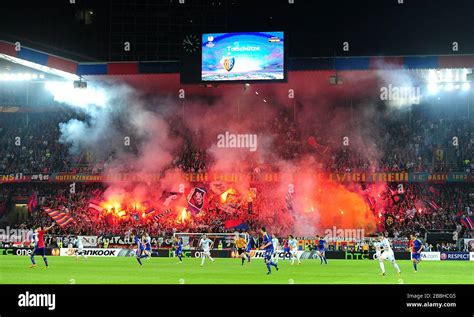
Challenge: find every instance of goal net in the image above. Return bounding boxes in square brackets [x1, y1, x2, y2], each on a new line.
[173, 232, 248, 250]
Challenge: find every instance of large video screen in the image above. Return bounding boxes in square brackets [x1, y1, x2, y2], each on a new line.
[202, 31, 285, 82]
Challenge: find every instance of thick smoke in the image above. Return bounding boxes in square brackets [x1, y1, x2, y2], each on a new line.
[52, 66, 421, 236]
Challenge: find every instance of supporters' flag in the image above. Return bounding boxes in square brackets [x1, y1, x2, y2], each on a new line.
[426, 200, 441, 211]
[44, 208, 75, 228]
[88, 199, 103, 213]
[307, 136, 329, 154]
[406, 208, 416, 220]
[160, 191, 181, 207]
[390, 189, 405, 205]
[153, 209, 173, 221]
[460, 216, 474, 230]
[144, 207, 155, 215]
[27, 192, 38, 213]
[224, 220, 249, 230]
[187, 187, 206, 215]
[430, 200, 441, 210]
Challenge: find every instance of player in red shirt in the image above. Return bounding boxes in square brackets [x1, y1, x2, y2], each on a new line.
[30, 223, 55, 268]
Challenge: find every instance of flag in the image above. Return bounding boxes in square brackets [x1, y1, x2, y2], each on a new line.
[425, 200, 441, 211]
[27, 192, 38, 213]
[187, 187, 206, 215]
[224, 220, 249, 230]
[153, 209, 172, 222]
[460, 216, 474, 230]
[44, 208, 75, 228]
[160, 191, 181, 207]
[88, 199, 103, 213]
[406, 208, 416, 220]
[144, 207, 155, 215]
[307, 136, 329, 154]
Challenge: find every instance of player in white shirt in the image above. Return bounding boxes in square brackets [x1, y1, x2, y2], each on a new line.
[271, 234, 280, 264]
[198, 234, 215, 267]
[377, 234, 401, 276]
[288, 235, 301, 265]
[67, 236, 74, 250]
[75, 236, 87, 260]
[373, 240, 382, 260]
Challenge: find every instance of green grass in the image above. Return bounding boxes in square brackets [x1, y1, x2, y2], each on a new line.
[1, 256, 473, 284]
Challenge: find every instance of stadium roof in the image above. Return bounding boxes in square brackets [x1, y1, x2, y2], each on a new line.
[2, 40, 474, 80]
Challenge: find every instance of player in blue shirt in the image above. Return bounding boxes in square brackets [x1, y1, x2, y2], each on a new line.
[410, 234, 424, 272]
[259, 227, 279, 275]
[174, 237, 184, 263]
[134, 233, 145, 266]
[282, 239, 291, 260]
[142, 234, 152, 260]
[317, 235, 328, 264]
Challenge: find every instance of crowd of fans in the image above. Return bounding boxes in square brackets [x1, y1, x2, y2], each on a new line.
[0, 92, 472, 244]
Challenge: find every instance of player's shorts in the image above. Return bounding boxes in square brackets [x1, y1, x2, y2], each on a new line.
[380, 250, 395, 262]
[237, 248, 245, 255]
[175, 249, 182, 256]
[33, 247, 46, 256]
[290, 250, 298, 257]
[68, 244, 73, 249]
[202, 250, 211, 257]
[411, 252, 421, 261]
[283, 247, 290, 253]
[318, 248, 325, 254]
[264, 250, 273, 261]
[374, 251, 381, 260]
[77, 247, 84, 255]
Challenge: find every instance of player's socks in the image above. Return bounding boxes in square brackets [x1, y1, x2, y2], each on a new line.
[201, 257, 205, 266]
[30, 255, 36, 265]
[241, 257, 245, 265]
[266, 263, 272, 273]
[178, 255, 182, 262]
[136, 257, 143, 266]
[43, 257, 48, 267]
[413, 262, 417, 271]
[393, 263, 401, 273]
[323, 256, 327, 264]
[246, 254, 251, 262]
[379, 261, 385, 274]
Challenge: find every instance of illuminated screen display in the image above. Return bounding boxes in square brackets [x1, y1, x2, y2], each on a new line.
[201, 31, 285, 82]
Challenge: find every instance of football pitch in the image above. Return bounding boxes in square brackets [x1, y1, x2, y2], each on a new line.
[1, 257, 473, 284]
